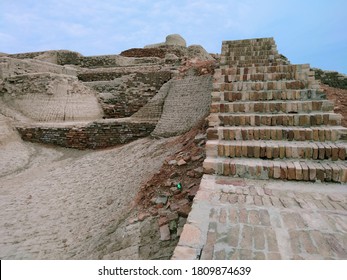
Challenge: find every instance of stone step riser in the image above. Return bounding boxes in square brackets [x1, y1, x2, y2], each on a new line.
[219, 90, 325, 102]
[221, 49, 276, 57]
[223, 42, 276, 49]
[221, 72, 313, 82]
[216, 80, 319, 91]
[203, 158, 347, 183]
[207, 142, 347, 161]
[224, 62, 290, 67]
[218, 113, 341, 127]
[211, 100, 333, 114]
[224, 50, 278, 57]
[207, 127, 346, 142]
[226, 55, 277, 61]
[224, 40, 275, 45]
[221, 62, 291, 67]
[219, 64, 310, 75]
[221, 59, 281, 66]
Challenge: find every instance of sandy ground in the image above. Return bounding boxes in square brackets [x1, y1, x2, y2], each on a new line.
[0, 133, 180, 259]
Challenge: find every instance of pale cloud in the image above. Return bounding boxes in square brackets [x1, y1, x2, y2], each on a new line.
[58, 22, 91, 37]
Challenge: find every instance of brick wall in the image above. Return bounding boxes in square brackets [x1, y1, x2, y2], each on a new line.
[83, 71, 172, 118]
[132, 81, 171, 120]
[16, 119, 156, 149]
[0, 57, 77, 79]
[152, 75, 212, 137]
[8, 51, 162, 68]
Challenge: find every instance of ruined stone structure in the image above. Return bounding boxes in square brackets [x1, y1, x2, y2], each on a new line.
[203, 38, 347, 183]
[144, 34, 187, 48]
[1, 35, 347, 261]
[0, 34, 215, 149]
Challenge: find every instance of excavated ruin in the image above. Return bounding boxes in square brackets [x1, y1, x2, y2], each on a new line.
[0, 35, 346, 260]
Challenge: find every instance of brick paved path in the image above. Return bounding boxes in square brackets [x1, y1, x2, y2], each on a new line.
[0, 137, 178, 259]
[172, 175, 347, 260]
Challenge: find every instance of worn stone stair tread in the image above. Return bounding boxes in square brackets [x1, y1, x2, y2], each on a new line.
[217, 112, 340, 116]
[219, 64, 310, 73]
[211, 112, 342, 127]
[218, 89, 326, 102]
[221, 75, 312, 83]
[203, 157, 347, 183]
[206, 139, 347, 161]
[208, 126, 347, 142]
[211, 100, 334, 114]
[213, 100, 331, 105]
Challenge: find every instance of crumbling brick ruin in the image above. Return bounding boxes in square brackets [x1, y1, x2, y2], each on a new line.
[0, 35, 215, 149]
[0, 35, 346, 182]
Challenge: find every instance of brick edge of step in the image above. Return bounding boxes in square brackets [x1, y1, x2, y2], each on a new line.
[203, 157, 347, 183]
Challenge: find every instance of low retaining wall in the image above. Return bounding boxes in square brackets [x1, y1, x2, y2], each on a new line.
[16, 119, 156, 149]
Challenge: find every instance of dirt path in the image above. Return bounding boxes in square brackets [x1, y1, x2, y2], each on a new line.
[0, 137, 180, 259]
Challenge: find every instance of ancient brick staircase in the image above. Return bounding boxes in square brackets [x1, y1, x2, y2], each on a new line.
[204, 38, 347, 183]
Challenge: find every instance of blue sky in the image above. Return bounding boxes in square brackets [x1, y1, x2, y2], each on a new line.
[0, 0, 346, 73]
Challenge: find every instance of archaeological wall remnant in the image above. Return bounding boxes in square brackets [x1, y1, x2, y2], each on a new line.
[1, 34, 216, 149]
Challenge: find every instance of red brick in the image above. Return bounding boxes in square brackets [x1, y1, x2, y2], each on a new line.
[326, 162, 340, 182]
[315, 163, 325, 182]
[287, 162, 296, 180]
[307, 162, 316, 181]
[218, 144, 224, 156]
[280, 162, 288, 179]
[240, 225, 253, 249]
[331, 146, 339, 161]
[321, 162, 332, 182]
[300, 162, 309, 181]
[337, 145, 346, 160]
[253, 227, 265, 250]
[223, 161, 230, 176]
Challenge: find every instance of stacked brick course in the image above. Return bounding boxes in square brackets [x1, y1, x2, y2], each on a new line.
[204, 38, 347, 183]
[16, 119, 156, 149]
[151, 75, 212, 137]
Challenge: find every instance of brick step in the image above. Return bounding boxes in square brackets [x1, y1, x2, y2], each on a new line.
[206, 140, 347, 161]
[221, 72, 312, 82]
[223, 39, 275, 47]
[203, 157, 347, 183]
[222, 62, 290, 67]
[218, 80, 319, 91]
[225, 50, 278, 57]
[219, 64, 310, 75]
[225, 59, 279, 66]
[218, 89, 326, 102]
[207, 126, 347, 142]
[226, 55, 278, 61]
[223, 45, 275, 50]
[223, 41, 275, 47]
[211, 100, 334, 114]
[215, 112, 341, 127]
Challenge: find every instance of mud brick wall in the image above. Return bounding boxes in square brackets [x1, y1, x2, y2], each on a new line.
[77, 56, 161, 68]
[0, 57, 77, 79]
[16, 119, 156, 149]
[8, 51, 162, 68]
[8, 51, 49, 60]
[78, 69, 172, 82]
[83, 71, 172, 118]
[152, 75, 213, 137]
